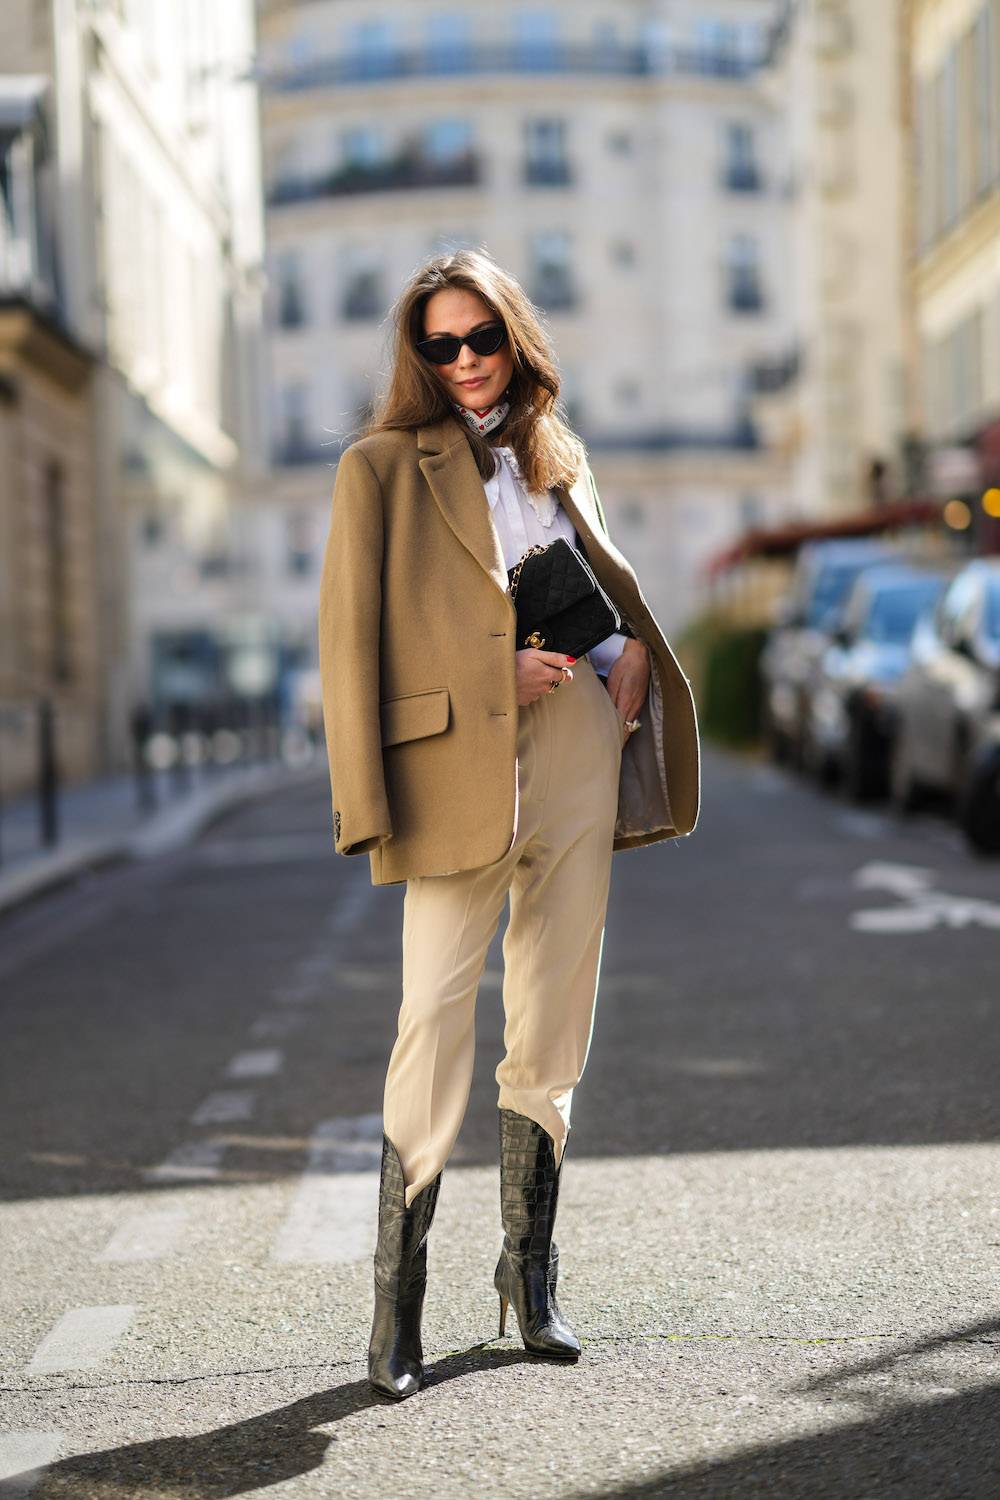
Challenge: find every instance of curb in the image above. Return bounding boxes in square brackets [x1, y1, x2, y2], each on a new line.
[0, 762, 328, 918]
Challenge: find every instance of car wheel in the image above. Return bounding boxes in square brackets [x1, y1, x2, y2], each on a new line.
[844, 709, 886, 803]
[763, 709, 791, 766]
[956, 745, 1000, 855]
[888, 729, 922, 814]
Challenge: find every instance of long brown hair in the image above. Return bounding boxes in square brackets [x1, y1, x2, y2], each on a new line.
[361, 247, 587, 493]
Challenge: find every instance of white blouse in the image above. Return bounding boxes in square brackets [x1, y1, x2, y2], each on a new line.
[483, 445, 628, 678]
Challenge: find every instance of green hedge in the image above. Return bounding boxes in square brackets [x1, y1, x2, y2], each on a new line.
[675, 616, 769, 746]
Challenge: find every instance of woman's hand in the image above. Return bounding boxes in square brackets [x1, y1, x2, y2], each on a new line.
[516, 648, 575, 705]
[605, 639, 650, 724]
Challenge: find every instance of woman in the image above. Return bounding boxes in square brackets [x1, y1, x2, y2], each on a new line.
[318, 249, 700, 1400]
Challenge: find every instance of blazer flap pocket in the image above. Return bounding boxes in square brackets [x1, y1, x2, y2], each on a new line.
[380, 687, 450, 748]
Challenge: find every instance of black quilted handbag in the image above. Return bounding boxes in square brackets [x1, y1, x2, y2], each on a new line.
[507, 536, 622, 657]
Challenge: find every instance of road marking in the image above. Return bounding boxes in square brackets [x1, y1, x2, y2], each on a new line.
[226, 1049, 283, 1080]
[272, 982, 317, 1006]
[144, 1139, 225, 1182]
[26, 1306, 134, 1375]
[331, 965, 395, 992]
[249, 1013, 302, 1040]
[0, 1432, 63, 1496]
[190, 1090, 255, 1125]
[325, 881, 374, 938]
[835, 810, 888, 839]
[270, 1115, 383, 1264]
[298, 952, 331, 977]
[97, 1208, 189, 1262]
[851, 861, 1000, 932]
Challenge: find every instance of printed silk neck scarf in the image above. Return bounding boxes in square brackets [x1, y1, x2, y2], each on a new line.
[451, 396, 510, 436]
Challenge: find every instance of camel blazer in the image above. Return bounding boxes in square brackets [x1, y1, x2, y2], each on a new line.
[317, 412, 700, 887]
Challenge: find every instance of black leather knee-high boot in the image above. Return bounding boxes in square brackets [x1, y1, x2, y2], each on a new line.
[494, 1108, 581, 1359]
[368, 1135, 442, 1399]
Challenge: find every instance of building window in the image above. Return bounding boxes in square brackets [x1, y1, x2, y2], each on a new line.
[722, 122, 761, 191]
[915, 74, 938, 252]
[341, 125, 387, 174]
[524, 118, 571, 185]
[972, 6, 997, 199]
[695, 19, 741, 76]
[423, 118, 473, 164]
[725, 233, 763, 313]
[276, 250, 306, 328]
[739, 493, 763, 529]
[427, 12, 472, 71]
[286, 511, 315, 577]
[513, 9, 560, 70]
[344, 18, 398, 81]
[529, 230, 576, 310]
[939, 48, 958, 230]
[279, 382, 309, 460]
[342, 267, 382, 320]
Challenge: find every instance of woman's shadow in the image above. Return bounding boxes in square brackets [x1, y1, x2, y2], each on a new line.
[23, 1345, 530, 1499]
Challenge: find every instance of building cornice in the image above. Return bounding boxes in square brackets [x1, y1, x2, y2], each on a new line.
[912, 191, 1000, 303]
[0, 298, 94, 392]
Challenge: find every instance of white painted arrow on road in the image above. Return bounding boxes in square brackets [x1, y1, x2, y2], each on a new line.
[851, 862, 1000, 932]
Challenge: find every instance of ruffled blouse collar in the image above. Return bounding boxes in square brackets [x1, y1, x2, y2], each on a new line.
[489, 444, 559, 527]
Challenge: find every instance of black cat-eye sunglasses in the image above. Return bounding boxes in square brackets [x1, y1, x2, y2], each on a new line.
[415, 322, 508, 366]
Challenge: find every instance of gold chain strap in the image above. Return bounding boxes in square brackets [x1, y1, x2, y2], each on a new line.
[507, 543, 548, 602]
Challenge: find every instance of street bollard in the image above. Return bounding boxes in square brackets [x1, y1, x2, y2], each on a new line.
[38, 696, 59, 848]
[131, 703, 156, 812]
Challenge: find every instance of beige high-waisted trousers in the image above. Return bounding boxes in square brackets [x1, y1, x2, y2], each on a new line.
[383, 655, 626, 1207]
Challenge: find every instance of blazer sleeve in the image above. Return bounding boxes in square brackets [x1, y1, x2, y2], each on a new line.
[317, 444, 392, 856]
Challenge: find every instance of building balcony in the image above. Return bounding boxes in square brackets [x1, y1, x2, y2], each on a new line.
[529, 279, 578, 311]
[267, 151, 481, 206]
[748, 345, 801, 393]
[585, 420, 760, 452]
[262, 43, 762, 94]
[523, 159, 573, 187]
[721, 163, 763, 192]
[272, 435, 340, 467]
[727, 280, 765, 314]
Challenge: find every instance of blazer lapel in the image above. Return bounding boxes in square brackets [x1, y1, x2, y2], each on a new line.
[551, 472, 632, 593]
[416, 413, 631, 609]
[417, 414, 510, 599]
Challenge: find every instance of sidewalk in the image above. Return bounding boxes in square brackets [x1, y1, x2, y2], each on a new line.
[0, 752, 329, 916]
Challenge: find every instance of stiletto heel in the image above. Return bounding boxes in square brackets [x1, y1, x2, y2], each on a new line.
[498, 1293, 509, 1337]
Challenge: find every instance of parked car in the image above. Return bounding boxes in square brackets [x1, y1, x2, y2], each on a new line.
[802, 565, 951, 799]
[889, 559, 1000, 850]
[760, 539, 899, 765]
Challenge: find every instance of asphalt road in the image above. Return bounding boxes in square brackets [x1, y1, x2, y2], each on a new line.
[1, 745, 998, 1498]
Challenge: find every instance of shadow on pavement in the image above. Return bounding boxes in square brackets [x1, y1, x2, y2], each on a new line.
[573, 1384, 1000, 1499]
[21, 1344, 534, 1498]
[22, 1322, 1000, 1498]
[572, 1312, 1000, 1499]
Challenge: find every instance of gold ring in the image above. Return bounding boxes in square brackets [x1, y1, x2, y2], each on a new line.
[625, 718, 641, 733]
[548, 677, 561, 692]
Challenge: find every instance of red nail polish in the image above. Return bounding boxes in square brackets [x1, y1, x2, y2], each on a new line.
[566, 656, 576, 663]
